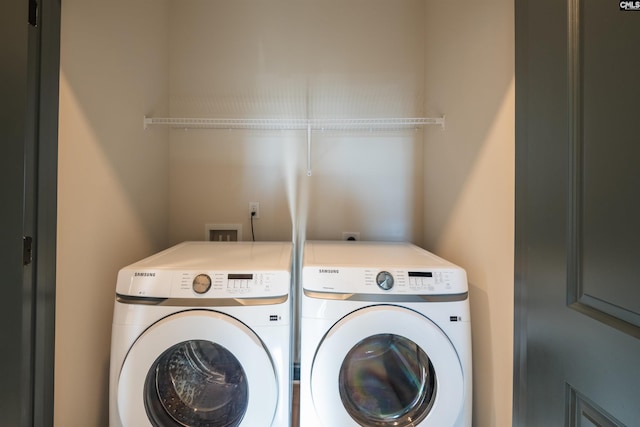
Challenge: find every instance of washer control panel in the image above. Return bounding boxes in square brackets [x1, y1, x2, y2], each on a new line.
[120, 269, 289, 298]
[177, 271, 283, 297]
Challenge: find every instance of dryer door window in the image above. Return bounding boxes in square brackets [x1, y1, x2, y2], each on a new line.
[144, 339, 248, 427]
[310, 305, 464, 426]
[339, 334, 436, 427]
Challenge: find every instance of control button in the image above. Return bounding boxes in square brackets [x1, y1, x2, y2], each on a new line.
[376, 271, 394, 290]
[193, 274, 212, 294]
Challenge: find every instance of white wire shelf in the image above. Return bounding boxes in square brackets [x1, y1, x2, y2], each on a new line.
[143, 116, 445, 131]
[143, 116, 445, 176]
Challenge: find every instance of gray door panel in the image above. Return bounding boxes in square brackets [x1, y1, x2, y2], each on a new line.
[0, 1, 35, 425]
[569, 0, 640, 331]
[515, 0, 640, 425]
[0, 0, 59, 425]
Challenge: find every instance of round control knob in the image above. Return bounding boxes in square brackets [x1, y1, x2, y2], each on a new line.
[192, 274, 212, 294]
[376, 271, 394, 290]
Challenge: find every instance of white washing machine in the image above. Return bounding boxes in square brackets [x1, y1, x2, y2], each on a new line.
[109, 241, 293, 427]
[299, 241, 472, 427]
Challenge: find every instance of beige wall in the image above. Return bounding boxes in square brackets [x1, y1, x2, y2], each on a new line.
[56, 1, 170, 425]
[57, 0, 514, 425]
[166, 0, 428, 246]
[423, 1, 515, 426]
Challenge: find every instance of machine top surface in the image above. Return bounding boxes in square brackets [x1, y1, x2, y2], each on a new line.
[125, 241, 293, 271]
[303, 241, 455, 269]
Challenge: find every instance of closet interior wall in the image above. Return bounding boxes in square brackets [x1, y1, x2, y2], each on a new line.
[56, 0, 514, 426]
[166, 0, 427, 245]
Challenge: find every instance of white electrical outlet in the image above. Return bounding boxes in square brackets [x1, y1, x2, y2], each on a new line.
[342, 231, 360, 241]
[249, 202, 260, 219]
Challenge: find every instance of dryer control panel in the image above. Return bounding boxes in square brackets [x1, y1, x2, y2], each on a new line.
[302, 241, 468, 296]
[407, 271, 457, 292]
[303, 267, 467, 295]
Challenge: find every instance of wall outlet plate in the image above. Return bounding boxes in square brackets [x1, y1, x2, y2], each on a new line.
[249, 202, 260, 219]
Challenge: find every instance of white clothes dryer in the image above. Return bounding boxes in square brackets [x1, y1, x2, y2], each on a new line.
[109, 241, 293, 427]
[299, 241, 472, 427]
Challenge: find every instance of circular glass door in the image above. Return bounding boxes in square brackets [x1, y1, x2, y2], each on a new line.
[117, 310, 277, 427]
[310, 305, 463, 426]
[339, 334, 436, 426]
[144, 340, 248, 426]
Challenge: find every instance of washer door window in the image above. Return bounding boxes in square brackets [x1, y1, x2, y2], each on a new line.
[117, 310, 277, 427]
[144, 340, 248, 426]
[310, 306, 464, 426]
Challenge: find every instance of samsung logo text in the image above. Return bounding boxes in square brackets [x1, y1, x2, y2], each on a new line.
[319, 269, 339, 274]
[134, 272, 156, 277]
